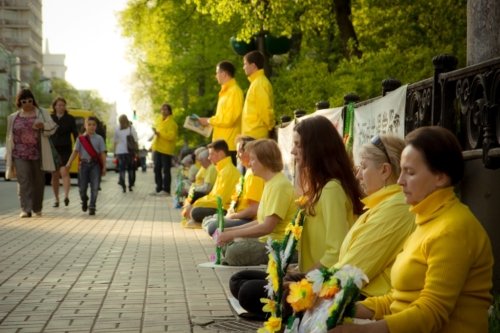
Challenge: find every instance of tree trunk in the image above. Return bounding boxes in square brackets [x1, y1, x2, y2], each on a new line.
[333, 0, 362, 59]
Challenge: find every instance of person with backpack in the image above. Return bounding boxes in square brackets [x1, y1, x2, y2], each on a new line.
[65, 117, 106, 216]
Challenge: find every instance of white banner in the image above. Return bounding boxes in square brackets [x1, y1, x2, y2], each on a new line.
[352, 85, 407, 164]
[277, 107, 344, 182]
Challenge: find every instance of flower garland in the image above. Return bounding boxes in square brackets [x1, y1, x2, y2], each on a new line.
[284, 265, 369, 333]
[258, 196, 307, 333]
[227, 175, 245, 215]
[214, 196, 225, 264]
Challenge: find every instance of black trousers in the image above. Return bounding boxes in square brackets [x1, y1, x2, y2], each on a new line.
[229, 270, 267, 317]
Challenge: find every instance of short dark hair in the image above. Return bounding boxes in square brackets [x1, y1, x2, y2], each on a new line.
[405, 126, 464, 185]
[161, 103, 172, 115]
[207, 139, 229, 156]
[86, 116, 98, 124]
[217, 61, 236, 77]
[15, 88, 39, 108]
[244, 50, 265, 69]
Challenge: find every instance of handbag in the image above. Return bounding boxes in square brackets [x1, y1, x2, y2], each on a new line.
[126, 127, 139, 155]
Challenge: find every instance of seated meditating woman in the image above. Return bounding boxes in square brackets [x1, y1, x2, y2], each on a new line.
[228, 115, 364, 317]
[330, 126, 493, 333]
[202, 135, 265, 236]
[215, 139, 297, 266]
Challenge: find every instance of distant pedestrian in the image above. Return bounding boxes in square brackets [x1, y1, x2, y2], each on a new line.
[50, 97, 78, 207]
[5, 89, 57, 218]
[114, 114, 138, 192]
[241, 51, 275, 139]
[151, 103, 178, 196]
[66, 117, 106, 216]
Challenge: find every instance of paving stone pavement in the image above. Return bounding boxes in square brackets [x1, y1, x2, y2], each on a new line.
[0, 172, 263, 332]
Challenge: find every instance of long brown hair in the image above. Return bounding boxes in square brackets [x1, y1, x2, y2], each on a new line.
[294, 116, 363, 215]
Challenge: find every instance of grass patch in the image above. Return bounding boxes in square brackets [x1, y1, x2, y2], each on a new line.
[490, 293, 500, 333]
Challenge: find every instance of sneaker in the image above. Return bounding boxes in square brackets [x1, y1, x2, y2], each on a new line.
[20, 211, 32, 218]
[82, 200, 88, 212]
[157, 191, 171, 197]
[64, 198, 70, 206]
[33, 211, 42, 217]
[89, 208, 96, 216]
[53, 201, 59, 208]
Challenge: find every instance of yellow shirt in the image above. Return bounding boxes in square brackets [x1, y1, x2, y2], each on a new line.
[209, 78, 243, 151]
[361, 187, 493, 333]
[299, 180, 356, 273]
[235, 169, 265, 212]
[334, 184, 415, 297]
[257, 172, 296, 243]
[193, 157, 240, 209]
[151, 115, 178, 155]
[204, 164, 217, 187]
[194, 166, 206, 186]
[242, 69, 275, 139]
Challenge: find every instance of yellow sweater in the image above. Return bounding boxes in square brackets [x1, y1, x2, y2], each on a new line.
[334, 184, 415, 297]
[193, 157, 240, 209]
[209, 78, 243, 151]
[242, 69, 275, 139]
[361, 187, 493, 333]
[151, 115, 178, 155]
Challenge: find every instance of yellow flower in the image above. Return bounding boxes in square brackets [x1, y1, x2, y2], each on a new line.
[267, 255, 279, 292]
[286, 224, 303, 240]
[258, 316, 282, 333]
[260, 298, 277, 313]
[319, 279, 340, 299]
[286, 279, 315, 313]
[295, 196, 308, 207]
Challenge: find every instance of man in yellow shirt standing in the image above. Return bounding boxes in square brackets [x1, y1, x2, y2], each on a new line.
[241, 51, 275, 139]
[199, 61, 243, 165]
[151, 103, 178, 195]
[184, 139, 241, 229]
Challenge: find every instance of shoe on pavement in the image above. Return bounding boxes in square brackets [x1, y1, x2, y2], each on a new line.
[82, 200, 88, 212]
[184, 220, 202, 229]
[53, 201, 59, 208]
[33, 211, 42, 217]
[20, 211, 32, 218]
[64, 198, 70, 206]
[89, 208, 96, 216]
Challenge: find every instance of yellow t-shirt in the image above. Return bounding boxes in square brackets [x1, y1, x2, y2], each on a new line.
[193, 157, 240, 209]
[257, 172, 297, 243]
[151, 115, 178, 155]
[242, 69, 275, 139]
[194, 166, 206, 186]
[209, 78, 243, 151]
[299, 179, 356, 272]
[204, 164, 217, 186]
[235, 169, 265, 213]
[334, 184, 415, 297]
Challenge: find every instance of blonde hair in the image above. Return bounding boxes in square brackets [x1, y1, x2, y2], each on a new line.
[245, 139, 283, 172]
[359, 134, 405, 183]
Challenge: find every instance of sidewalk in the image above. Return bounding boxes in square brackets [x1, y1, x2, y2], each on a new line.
[0, 171, 263, 332]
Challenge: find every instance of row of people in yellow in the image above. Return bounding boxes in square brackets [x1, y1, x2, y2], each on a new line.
[199, 51, 275, 165]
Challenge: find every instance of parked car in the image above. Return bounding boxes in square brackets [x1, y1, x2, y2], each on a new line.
[0, 146, 7, 180]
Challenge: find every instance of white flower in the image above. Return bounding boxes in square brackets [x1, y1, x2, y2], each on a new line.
[333, 265, 369, 289]
[306, 269, 325, 294]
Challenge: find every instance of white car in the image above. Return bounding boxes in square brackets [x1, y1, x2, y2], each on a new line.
[106, 153, 118, 172]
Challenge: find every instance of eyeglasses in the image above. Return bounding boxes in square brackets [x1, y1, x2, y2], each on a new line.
[371, 135, 391, 163]
[20, 98, 33, 105]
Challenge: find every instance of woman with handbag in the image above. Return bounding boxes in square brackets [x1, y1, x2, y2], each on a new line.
[50, 97, 78, 207]
[5, 89, 57, 217]
[113, 114, 138, 192]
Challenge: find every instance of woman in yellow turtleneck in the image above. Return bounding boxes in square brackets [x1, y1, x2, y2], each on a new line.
[331, 126, 493, 333]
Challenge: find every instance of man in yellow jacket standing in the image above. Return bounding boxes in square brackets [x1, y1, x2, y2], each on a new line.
[151, 103, 178, 195]
[241, 51, 275, 139]
[199, 61, 243, 165]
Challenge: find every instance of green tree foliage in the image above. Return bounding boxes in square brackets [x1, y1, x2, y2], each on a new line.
[120, 0, 247, 148]
[119, 0, 467, 142]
